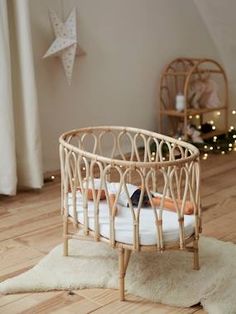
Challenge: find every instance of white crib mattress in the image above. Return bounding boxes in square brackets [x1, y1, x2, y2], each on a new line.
[67, 194, 195, 246]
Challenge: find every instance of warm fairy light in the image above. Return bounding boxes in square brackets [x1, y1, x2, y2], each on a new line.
[151, 157, 155, 161]
[204, 145, 208, 149]
[209, 120, 214, 125]
[232, 110, 236, 115]
[202, 153, 208, 160]
[178, 137, 182, 141]
[82, 167, 86, 170]
[213, 136, 217, 142]
[229, 143, 233, 147]
[162, 157, 166, 161]
[189, 115, 193, 119]
[234, 147, 236, 151]
[229, 148, 232, 151]
[196, 114, 200, 119]
[151, 151, 156, 156]
[217, 146, 220, 149]
[198, 125, 201, 130]
[221, 151, 225, 155]
[210, 146, 213, 150]
[230, 126, 234, 130]
[51, 175, 55, 180]
[216, 111, 221, 116]
[212, 125, 216, 130]
[233, 135, 236, 139]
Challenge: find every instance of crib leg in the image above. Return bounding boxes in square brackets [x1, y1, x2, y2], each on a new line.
[63, 217, 69, 256]
[124, 249, 131, 273]
[119, 248, 125, 301]
[193, 239, 199, 270]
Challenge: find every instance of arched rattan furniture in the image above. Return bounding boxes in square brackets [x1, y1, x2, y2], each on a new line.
[59, 126, 201, 301]
[159, 57, 228, 140]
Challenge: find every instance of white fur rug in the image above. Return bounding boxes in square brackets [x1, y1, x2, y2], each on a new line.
[1, 236, 236, 314]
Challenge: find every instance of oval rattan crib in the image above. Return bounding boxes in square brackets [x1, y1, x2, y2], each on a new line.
[59, 126, 201, 301]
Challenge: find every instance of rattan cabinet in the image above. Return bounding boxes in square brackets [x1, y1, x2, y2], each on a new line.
[159, 58, 228, 140]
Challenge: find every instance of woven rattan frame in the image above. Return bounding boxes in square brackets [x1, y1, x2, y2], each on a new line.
[159, 57, 228, 140]
[59, 126, 201, 301]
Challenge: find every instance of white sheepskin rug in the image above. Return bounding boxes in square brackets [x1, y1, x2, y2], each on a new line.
[1, 236, 236, 314]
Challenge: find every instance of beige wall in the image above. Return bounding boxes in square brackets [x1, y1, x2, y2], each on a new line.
[194, 0, 236, 125]
[29, 0, 220, 172]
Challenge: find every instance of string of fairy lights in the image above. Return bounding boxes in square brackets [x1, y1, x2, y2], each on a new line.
[187, 109, 236, 160]
[188, 110, 236, 133]
[150, 109, 236, 162]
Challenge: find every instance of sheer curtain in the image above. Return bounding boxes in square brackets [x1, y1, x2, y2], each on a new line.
[0, 0, 43, 195]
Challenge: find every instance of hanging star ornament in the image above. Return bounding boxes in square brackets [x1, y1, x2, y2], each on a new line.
[43, 8, 85, 85]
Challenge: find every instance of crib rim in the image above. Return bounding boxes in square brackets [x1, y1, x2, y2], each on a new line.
[59, 125, 200, 168]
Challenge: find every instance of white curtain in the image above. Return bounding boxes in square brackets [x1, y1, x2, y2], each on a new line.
[0, 0, 43, 195]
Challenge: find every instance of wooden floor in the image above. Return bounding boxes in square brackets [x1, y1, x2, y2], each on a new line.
[0, 152, 236, 313]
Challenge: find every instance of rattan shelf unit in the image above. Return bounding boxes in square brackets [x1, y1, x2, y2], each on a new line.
[159, 58, 228, 140]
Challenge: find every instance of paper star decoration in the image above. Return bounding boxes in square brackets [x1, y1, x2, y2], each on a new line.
[43, 8, 85, 85]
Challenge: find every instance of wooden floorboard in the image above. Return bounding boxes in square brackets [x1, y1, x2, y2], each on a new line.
[0, 152, 236, 313]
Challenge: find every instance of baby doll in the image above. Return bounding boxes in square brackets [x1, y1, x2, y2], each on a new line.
[81, 178, 194, 215]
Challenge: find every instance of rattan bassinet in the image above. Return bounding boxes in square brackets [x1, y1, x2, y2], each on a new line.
[59, 126, 201, 301]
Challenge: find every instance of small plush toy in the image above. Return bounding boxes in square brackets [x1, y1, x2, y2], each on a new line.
[188, 76, 221, 109]
[187, 124, 204, 143]
[201, 122, 213, 134]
